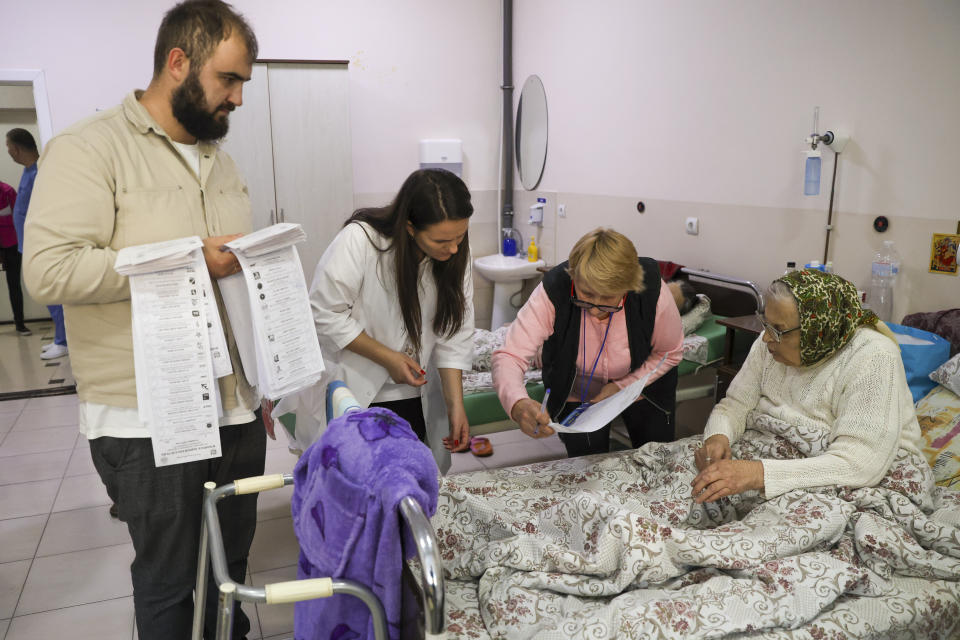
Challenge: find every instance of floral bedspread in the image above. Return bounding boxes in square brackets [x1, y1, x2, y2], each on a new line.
[463, 369, 543, 394]
[431, 414, 960, 639]
[682, 334, 710, 365]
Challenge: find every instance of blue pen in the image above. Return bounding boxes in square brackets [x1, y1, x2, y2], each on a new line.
[535, 388, 551, 435]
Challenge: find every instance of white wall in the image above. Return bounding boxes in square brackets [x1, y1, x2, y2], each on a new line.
[513, 1, 960, 318]
[0, 0, 502, 196]
[1, 0, 504, 325]
[3, 2, 957, 323]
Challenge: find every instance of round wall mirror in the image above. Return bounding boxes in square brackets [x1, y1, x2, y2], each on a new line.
[516, 75, 548, 190]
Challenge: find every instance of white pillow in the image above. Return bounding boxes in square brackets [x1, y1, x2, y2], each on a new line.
[930, 352, 960, 397]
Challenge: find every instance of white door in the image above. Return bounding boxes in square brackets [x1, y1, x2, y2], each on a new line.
[220, 63, 277, 232]
[266, 63, 354, 280]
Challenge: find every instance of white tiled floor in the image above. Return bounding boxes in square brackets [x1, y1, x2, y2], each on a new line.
[0, 321, 74, 398]
[0, 392, 571, 640]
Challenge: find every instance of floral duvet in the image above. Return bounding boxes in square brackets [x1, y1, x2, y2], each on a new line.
[431, 415, 960, 639]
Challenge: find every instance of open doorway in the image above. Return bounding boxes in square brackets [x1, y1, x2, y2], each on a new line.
[0, 68, 74, 398]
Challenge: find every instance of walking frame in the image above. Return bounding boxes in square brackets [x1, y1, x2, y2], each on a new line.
[190, 473, 445, 640]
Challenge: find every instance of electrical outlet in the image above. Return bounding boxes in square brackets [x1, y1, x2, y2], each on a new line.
[558, 204, 566, 218]
[685, 217, 699, 235]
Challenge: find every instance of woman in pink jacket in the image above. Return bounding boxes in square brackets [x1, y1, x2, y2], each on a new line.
[492, 228, 684, 457]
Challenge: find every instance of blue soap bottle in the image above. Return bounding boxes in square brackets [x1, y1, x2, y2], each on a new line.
[502, 231, 517, 256]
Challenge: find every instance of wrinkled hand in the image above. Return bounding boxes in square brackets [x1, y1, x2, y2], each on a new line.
[589, 382, 621, 404]
[384, 350, 426, 387]
[692, 459, 764, 503]
[442, 406, 470, 452]
[202, 234, 243, 279]
[694, 434, 732, 471]
[510, 398, 554, 439]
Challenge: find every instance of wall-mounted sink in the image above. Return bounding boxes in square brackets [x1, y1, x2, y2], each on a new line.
[474, 254, 545, 283]
[474, 254, 546, 328]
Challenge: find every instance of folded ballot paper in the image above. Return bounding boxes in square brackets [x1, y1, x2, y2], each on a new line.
[549, 354, 669, 434]
[218, 223, 325, 400]
[115, 236, 230, 466]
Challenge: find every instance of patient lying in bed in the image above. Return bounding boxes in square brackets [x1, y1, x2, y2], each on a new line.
[432, 271, 960, 639]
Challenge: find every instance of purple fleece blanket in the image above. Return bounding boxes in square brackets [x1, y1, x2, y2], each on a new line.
[291, 407, 439, 640]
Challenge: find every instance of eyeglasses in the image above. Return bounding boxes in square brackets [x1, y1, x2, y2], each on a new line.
[570, 283, 625, 314]
[755, 311, 800, 343]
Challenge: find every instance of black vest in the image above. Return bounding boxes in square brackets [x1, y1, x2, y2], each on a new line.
[540, 257, 677, 419]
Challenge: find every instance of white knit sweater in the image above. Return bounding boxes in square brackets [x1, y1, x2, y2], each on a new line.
[703, 327, 923, 499]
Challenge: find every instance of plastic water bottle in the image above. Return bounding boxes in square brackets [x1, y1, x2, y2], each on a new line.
[868, 240, 901, 322]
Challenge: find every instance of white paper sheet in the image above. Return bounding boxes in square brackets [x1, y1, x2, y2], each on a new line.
[192, 252, 232, 378]
[549, 354, 669, 434]
[239, 247, 325, 399]
[224, 222, 307, 257]
[114, 236, 203, 275]
[127, 263, 222, 466]
[218, 271, 258, 387]
[221, 224, 325, 400]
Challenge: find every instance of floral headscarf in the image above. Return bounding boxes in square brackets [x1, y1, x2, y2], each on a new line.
[775, 269, 879, 366]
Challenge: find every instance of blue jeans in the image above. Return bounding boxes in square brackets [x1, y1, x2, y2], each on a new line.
[47, 304, 66, 345]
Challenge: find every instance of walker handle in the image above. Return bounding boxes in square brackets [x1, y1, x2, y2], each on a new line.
[233, 474, 286, 495]
[264, 578, 334, 604]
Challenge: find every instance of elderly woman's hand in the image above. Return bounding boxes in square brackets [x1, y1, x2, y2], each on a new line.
[694, 434, 732, 471]
[692, 459, 764, 503]
[510, 398, 555, 439]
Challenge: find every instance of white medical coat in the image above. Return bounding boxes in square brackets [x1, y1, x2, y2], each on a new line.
[308, 221, 474, 472]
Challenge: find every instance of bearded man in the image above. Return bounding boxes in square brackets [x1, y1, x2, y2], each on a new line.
[22, 2, 265, 638]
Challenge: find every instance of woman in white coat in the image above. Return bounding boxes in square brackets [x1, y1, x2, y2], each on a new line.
[310, 169, 474, 467]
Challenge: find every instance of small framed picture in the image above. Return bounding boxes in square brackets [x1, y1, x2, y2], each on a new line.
[929, 233, 959, 275]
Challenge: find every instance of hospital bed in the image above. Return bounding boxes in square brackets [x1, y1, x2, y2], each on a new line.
[427, 303, 960, 639]
[197, 321, 960, 640]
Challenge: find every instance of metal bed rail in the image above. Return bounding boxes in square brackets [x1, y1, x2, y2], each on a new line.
[680, 267, 765, 313]
[191, 473, 445, 640]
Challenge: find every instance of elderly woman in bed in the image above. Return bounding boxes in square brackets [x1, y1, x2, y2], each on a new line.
[692, 269, 924, 503]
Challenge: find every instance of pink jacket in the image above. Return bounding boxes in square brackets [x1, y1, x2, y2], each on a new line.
[492, 281, 684, 417]
[0, 182, 17, 249]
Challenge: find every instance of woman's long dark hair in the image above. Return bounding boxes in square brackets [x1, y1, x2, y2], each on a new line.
[346, 168, 473, 354]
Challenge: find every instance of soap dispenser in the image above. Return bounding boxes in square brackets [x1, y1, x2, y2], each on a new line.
[527, 238, 538, 262]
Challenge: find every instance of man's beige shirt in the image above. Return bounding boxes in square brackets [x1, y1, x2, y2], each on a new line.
[23, 91, 256, 421]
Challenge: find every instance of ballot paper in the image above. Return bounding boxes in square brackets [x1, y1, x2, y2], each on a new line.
[224, 222, 306, 256]
[549, 354, 670, 434]
[116, 237, 223, 467]
[115, 237, 232, 379]
[222, 224, 325, 400]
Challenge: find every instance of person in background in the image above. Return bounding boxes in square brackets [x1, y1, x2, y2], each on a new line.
[493, 227, 684, 457]
[22, 2, 263, 637]
[667, 278, 697, 315]
[310, 168, 475, 465]
[0, 180, 29, 336]
[6, 127, 67, 356]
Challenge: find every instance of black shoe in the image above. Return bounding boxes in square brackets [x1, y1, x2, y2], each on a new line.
[16, 325, 32, 336]
[109, 503, 119, 518]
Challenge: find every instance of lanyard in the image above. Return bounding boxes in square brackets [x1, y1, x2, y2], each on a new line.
[579, 309, 613, 405]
